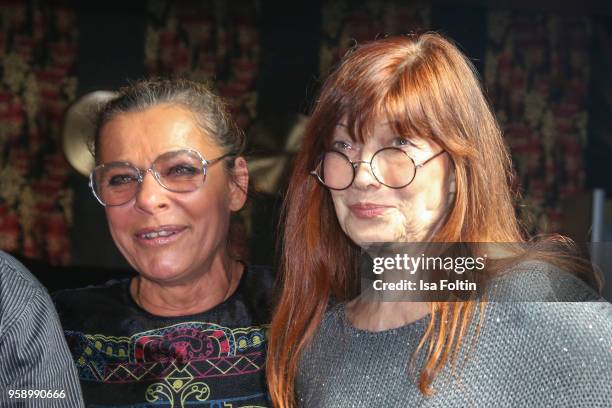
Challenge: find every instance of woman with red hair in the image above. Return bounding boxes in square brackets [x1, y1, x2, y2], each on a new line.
[267, 33, 612, 407]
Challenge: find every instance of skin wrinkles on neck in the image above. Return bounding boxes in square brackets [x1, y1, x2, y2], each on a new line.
[130, 253, 244, 317]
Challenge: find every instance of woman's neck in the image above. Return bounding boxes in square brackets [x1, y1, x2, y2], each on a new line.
[345, 297, 430, 332]
[130, 256, 244, 317]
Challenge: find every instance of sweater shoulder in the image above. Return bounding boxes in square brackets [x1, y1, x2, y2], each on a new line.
[483, 261, 611, 347]
[486, 260, 602, 302]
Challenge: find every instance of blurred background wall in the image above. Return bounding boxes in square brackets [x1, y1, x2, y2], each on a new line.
[0, 0, 610, 294]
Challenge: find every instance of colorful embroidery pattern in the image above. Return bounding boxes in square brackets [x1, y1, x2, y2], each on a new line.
[65, 322, 268, 408]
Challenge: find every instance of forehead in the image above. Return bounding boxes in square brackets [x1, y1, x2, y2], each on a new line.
[332, 119, 397, 144]
[98, 104, 220, 163]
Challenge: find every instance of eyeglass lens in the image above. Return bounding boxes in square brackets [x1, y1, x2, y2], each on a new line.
[319, 148, 416, 190]
[92, 150, 205, 206]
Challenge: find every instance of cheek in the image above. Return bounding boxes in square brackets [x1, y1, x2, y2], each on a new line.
[184, 190, 232, 233]
[408, 161, 450, 209]
[195, 200, 230, 226]
[423, 174, 450, 213]
[106, 208, 128, 235]
[330, 192, 349, 220]
[104, 208, 135, 254]
[395, 179, 450, 231]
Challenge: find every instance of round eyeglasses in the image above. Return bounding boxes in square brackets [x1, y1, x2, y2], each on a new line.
[310, 147, 446, 190]
[89, 149, 231, 207]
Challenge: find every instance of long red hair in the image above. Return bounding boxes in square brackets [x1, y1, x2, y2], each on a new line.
[267, 33, 527, 407]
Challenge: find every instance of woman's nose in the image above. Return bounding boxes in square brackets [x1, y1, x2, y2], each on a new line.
[134, 170, 169, 212]
[352, 159, 380, 190]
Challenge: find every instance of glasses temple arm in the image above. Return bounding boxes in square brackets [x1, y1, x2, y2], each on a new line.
[416, 150, 447, 168]
[205, 152, 236, 166]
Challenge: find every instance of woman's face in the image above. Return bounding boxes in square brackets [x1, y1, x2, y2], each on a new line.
[98, 104, 247, 284]
[328, 120, 453, 245]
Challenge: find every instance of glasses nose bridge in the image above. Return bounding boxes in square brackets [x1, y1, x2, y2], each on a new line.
[350, 156, 380, 189]
[351, 153, 379, 173]
[351, 144, 379, 166]
[131, 165, 171, 210]
[135, 166, 166, 191]
[350, 156, 375, 170]
[351, 159, 369, 167]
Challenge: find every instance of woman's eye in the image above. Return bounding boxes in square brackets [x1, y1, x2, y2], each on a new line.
[166, 165, 199, 177]
[393, 137, 412, 147]
[108, 174, 137, 186]
[331, 140, 352, 151]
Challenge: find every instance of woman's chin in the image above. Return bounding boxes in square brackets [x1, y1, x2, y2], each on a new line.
[134, 260, 187, 284]
[348, 229, 401, 245]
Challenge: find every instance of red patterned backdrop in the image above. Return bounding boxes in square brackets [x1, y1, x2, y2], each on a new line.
[145, 0, 259, 131]
[0, 1, 77, 264]
[0, 1, 602, 265]
[485, 11, 591, 233]
[319, 0, 430, 75]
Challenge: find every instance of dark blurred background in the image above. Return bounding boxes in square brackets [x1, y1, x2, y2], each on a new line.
[0, 0, 610, 296]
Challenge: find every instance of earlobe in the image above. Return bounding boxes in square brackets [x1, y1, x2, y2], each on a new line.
[229, 156, 249, 211]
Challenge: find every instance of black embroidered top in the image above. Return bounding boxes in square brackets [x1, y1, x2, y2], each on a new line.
[53, 265, 273, 408]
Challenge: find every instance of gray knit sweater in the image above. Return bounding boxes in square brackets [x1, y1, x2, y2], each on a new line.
[296, 264, 612, 407]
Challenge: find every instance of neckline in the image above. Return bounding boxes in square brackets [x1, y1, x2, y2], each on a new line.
[337, 302, 431, 336]
[125, 263, 248, 320]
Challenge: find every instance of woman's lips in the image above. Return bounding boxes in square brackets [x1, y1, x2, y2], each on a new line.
[348, 203, 392, 219]
[134, 225, 187, 247]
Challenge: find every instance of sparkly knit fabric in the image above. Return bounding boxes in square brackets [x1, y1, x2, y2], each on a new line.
[296, 264, 612, 407]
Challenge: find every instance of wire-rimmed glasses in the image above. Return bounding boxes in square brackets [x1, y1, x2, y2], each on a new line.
[310, 147, 446, 190]
[89, 148, 231, 206]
